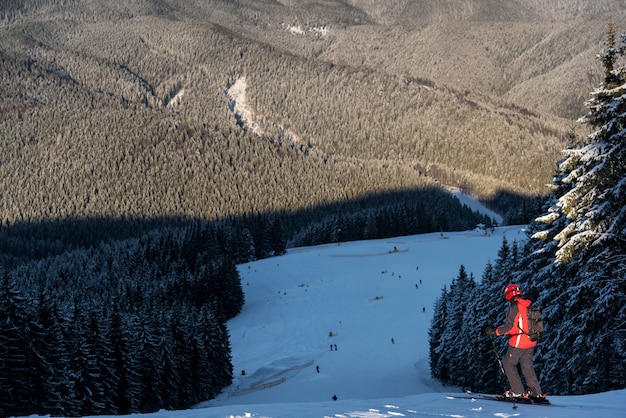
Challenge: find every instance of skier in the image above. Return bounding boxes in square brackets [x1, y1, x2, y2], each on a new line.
[484, 284, 545, 400]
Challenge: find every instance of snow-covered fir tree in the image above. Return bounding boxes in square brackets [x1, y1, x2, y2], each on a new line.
[534, 22, 626, 264]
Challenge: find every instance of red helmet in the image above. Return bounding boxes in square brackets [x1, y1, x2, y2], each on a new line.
[504, 284, 521, 300]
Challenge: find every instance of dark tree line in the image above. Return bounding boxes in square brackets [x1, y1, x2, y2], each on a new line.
[289, 187, 496, 247]
[0, 186, 495, 269]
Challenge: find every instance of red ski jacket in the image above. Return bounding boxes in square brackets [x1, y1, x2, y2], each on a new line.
[495, 297, 537, 349]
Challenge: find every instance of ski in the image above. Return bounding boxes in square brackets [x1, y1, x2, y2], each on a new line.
[445, 393, 498, 402]
[446, 392, 551, 406]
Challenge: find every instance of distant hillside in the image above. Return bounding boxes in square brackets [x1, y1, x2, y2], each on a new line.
[0, 0, 620, 226]
[201, 0, 618, 119]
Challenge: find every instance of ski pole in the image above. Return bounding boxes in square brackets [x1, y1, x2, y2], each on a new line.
[490, 337, 506, 376]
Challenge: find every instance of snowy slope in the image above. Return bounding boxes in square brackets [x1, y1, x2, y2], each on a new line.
[214, 227, 517, 405]
[21, 221, 625, 417]
[192, 226, 623, 417]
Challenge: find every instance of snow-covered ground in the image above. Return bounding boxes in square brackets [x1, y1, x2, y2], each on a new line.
[22, 194, 624, 418]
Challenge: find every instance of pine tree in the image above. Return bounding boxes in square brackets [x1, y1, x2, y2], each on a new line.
[108, 305, 134, 414]
[0, 271, 32, 416]
[430, 266, 476, 387]
[86, 309, 112, 415]
[445, 266, 476, 387]
[155, 311, 181, 410]
[534, 22, 626, 264]
[271, 217, 287, 256]
[170, 308, 194, 410]
[494, 236, 512, 280]
[197, 306, 233, 399]
[135, 318, 163, 413]
[214, 258, 245, 320]
[460, 262, 507, 393]
[428, 286, 449, 382]
[28, 290, 69, 416]
[232, 224, 255, 263]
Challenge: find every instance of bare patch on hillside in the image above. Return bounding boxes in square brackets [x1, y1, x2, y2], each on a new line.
[226, 77, 301, 143]
[283, 23, 328, 37]
[226, 77, 261, 134]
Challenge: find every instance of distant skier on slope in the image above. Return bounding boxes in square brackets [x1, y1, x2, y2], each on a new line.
[484, 284, 545, 400]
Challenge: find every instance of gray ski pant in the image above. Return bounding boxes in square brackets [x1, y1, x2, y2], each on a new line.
[502, 345, 542, 396]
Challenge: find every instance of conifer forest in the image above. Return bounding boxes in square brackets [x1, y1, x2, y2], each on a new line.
[1, 0, 625, 415]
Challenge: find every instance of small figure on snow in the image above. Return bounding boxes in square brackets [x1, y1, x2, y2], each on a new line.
[316, 365, 320, 373]
[484, 284, 545, 400]
[332, 394, 337, 401]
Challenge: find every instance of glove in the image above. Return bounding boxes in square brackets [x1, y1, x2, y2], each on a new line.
[483, 326, 496, 337]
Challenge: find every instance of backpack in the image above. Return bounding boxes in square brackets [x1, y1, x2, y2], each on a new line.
[525, 303, 544, 342]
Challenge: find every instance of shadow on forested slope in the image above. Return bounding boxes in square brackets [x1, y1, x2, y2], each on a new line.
[483, 189, 546, 226]
[0, 185, 543, 269]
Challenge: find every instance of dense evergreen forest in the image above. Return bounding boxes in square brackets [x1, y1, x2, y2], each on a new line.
[0, 220, 244, 416]
[0, 0, 623, 415]
[0, 0, 605, 228]
[0, 193, 491, 416]
[429, 26, 626, 396]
